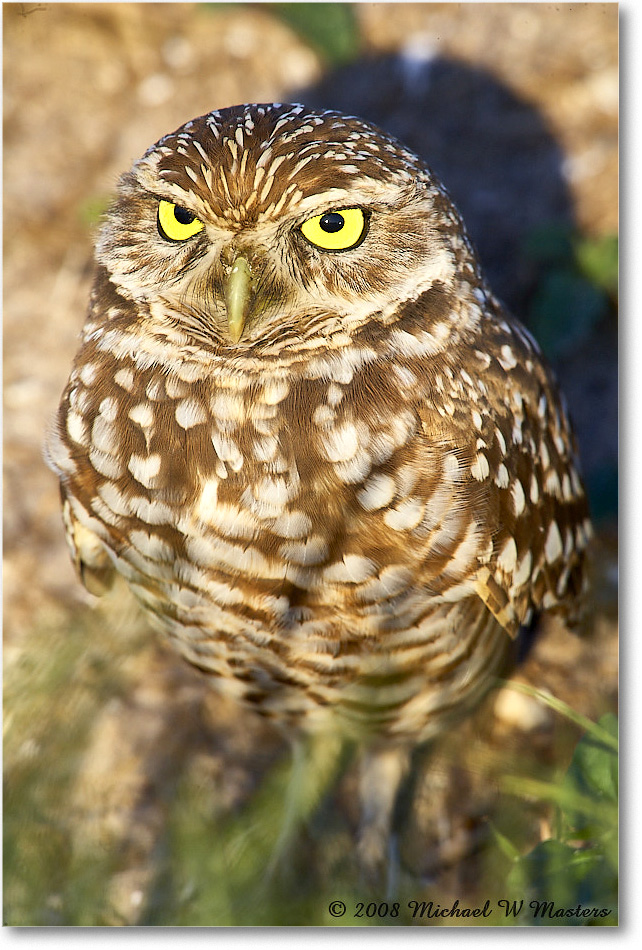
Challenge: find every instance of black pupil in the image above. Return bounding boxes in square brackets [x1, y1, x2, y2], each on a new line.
[174, 205, 195, 225]
[319, 212, 345, 233]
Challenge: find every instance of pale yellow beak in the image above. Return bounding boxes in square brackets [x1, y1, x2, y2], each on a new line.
[224, 256, 253, 343]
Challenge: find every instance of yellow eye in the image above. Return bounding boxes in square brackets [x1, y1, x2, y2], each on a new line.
[300, 207, 368, 251]
[157, 199, 204, 242]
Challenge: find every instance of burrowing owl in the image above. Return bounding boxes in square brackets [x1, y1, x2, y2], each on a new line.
[46, 103, 590, 873]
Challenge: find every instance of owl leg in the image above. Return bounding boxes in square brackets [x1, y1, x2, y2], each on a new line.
[356, 743, 411, 893]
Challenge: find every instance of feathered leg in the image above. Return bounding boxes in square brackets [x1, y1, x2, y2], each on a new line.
[356, 743, 411, 892]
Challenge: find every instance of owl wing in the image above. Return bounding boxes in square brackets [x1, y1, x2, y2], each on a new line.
[60, 486, 116, 595]
[415, 307, 590, 640]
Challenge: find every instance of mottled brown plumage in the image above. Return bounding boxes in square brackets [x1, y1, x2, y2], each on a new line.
[46, 103, 590, 875]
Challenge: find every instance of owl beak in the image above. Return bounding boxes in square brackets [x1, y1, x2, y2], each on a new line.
[224, 255, 253, 343]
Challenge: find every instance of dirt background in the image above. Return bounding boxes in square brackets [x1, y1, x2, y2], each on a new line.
[3, 1, 618, 926]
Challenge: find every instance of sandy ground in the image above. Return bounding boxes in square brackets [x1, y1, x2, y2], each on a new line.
[3, 2, 618, 925]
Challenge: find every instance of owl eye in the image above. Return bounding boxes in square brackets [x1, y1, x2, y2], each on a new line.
[157, 199, 204, 242]
[300, 207, 368, 251]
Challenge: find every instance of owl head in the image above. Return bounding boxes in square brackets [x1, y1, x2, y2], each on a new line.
[96, 103, 478, 353]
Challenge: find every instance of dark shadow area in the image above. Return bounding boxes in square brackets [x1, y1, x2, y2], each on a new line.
[290, 53, 617, 523]
[291, 52, 574, 320]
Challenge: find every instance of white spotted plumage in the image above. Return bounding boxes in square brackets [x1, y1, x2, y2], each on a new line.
[46, 102, 591, 875]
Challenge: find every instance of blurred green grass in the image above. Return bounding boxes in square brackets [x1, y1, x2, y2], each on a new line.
[495, 689, 618, 926]
[3, 607, 133, 925]
[523, 224, 618, 362]
[4, 609, 618, 925]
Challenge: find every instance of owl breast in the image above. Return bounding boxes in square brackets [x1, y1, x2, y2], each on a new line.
[54, 278, 514, 740]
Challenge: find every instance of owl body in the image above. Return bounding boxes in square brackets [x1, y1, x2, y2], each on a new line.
[47, 104, 590, 752]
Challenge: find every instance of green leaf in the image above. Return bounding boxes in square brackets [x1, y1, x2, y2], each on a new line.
[500, 708, 618, 922]
[489, 821, 522, 863]
[508, 838, 616, 922]
[507, 839, 575, 900]
[558, 713, 618, 843]
[566, 714, 618, 803]
[575, 234, 619, 298]
[272, 3, 361, 65]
